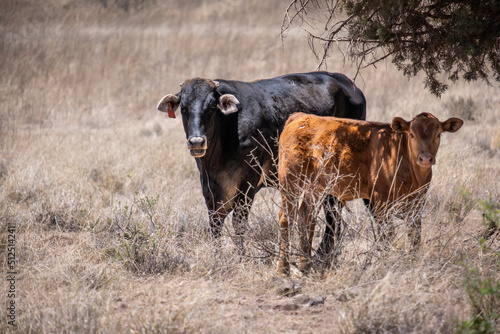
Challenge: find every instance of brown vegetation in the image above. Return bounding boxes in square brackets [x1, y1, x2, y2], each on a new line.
[1, 0, 499, 333]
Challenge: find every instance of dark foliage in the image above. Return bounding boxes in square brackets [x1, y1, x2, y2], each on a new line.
[282, 0, 500, 96]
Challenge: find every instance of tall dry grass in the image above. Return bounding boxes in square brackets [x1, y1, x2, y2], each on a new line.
[1, 0, 499, 333]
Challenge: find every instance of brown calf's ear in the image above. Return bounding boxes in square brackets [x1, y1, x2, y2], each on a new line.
[391, 117, 410, 132]
[442, 117, 464, 133]
[218, 94, 239, 115]
[157, 94, 180, 118]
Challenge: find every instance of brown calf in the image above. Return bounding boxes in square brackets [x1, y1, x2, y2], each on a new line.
[277, 112, 463, 276]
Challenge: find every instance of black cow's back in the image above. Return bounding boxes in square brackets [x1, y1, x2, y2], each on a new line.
[214, 71, 366, 152]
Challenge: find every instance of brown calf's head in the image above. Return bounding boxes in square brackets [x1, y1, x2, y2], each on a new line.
[391, 112, 463, 169]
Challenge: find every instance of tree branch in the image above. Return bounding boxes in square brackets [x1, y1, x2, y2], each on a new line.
[281, 0, 500, 96]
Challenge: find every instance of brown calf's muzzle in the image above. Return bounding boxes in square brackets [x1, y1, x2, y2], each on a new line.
[417, 154, 435, 167]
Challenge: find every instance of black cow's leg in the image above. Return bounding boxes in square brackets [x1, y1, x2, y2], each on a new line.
[232, 190, 256, 256]
[208, 209, 227, 240]
[363, 198, 372, 212]
[201, 176, 234, 243]
[316, 195, 343, 265]
[202, 176, 257, 256]
[232, 199, 250, 256]
[317, 197, 373, 265]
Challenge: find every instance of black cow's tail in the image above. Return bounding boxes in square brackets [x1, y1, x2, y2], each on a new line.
[327, 72, 367, 121]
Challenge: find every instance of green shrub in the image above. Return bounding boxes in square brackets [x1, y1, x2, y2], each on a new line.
[478, 197, 500, 240]
[458, 252, 500, 334]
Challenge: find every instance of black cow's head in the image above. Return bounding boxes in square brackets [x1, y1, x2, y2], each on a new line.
[157, 78, 239, 157]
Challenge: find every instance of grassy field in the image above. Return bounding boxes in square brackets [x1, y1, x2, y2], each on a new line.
[1, 0, 499, 332]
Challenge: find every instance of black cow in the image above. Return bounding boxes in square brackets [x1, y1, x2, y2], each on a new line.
[157, 71, 366, 257]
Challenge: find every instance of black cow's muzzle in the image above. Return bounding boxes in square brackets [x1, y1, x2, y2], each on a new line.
[187, 136, 207, 157]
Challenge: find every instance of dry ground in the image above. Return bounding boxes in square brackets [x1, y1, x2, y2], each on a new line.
[1, 0, 499, 333]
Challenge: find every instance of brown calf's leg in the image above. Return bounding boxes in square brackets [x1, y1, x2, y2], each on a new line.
[408, 217, 422, 251]
[278, 206, 291, 277]
[298, 200, 317, 274]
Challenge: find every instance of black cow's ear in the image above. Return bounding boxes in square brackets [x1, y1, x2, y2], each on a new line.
[442, 117, 464, 133]
[391, 117, 410, 132]
[218, 94, 239, 115]
[157, 94, 180, 118]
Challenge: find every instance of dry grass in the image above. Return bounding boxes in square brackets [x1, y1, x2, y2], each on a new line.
[1, 0, 499, 333]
